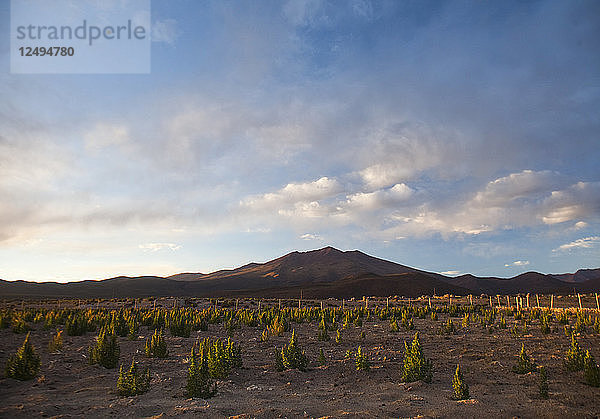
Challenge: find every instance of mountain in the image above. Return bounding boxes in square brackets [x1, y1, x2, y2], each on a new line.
[551, 268, 600, 283]
[0, 246, 598, 299]
[449, 272, 574, 295]
[168, 246, 442, 285]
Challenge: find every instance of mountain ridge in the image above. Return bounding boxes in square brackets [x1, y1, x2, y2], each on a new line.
[1, 246, 599, 298]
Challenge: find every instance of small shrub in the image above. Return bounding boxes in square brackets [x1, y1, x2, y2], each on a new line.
[48, 330, 63, 353]
[89, 326, 120, 369]
[583, 351, 600, 387]
[186, 345, 216, 398]
[513, 343, 536, 374]
[355, 346, 370, 371]
[117, 359, 150, 396]
[318, 348, 326, 366]
[390, 319, 399, 333]
[564, 334, 585, 372]
[401, 333, 433, 383]
[5, 332, 41, 380]
[538, 366, 549, 399]
[65, 313, 88, 336]
[452, 364, 469, 400]
[439, 318, 456, 335]
[276, 330, 307, 371]
[335, 329, 342, 344]
[317, 321, 330, 341]
[145, 328, 168, 358]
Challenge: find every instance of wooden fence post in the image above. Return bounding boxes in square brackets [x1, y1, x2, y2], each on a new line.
[578, 294, 582, 310]
[596, 293, 599, 311]
[526, 294, 530, 308]
[536, 294, 540, 308]
[550, 294, 554, 310]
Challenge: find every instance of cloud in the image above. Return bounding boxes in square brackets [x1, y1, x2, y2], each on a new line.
[300, 233, 323, 240]
[504, 260, 530, 267]
[554, 236, 600, 252]
[344, 183, 414, 211]
[473, 170, 564, 207]
[542, 182, 600, 224]
[241, 177, 342, 212]
[152, 19, 179, 44]
[84, 123, 130, 150]
[440, 270, 460, 276]
[139, 243, 182, 252]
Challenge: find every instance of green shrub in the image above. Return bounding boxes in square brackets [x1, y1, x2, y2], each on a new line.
[452, 364, 469, 400]
[355, 346, 370, 371]
[110, 310, 129, 337]
[583, 351, 600, 387]
[335, 329, 342, 343]
[538, 366, 549, 399]
[318, 348, 326, 366]
[169, 312, 191, 338]
[317, 318, 330, 341]
[48, 330, 63, 353]
[186, 345, 216, 398]
[439, 318, 456, 335]
[5, 332, 41, 380]
[401, 333, 433, 383]
[65, 313, 88, 336]
[275, 330, 307, 372]
[145, 328, 168, 358]
[11, 316, 31, 334]
[89, 326, 120, 369]
[564, 334, 585, 372]
[513, 343, 536, 374]
[390, 319, 399, 332]
[117, 359, 150, 396]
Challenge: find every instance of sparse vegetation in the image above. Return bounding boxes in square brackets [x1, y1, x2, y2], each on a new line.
[89, 326, 120, 369]
[355, 345, 370, 371]
[145, 328, 168, 358]
[276, 330, 307, 372]
[452, 364, 469, 400]
[564, 334, 585, 372]
[513, 343, 536, 374]
[401, 332, 433, 383]
[117, 359, 150, 396]
[5, 332, 40, 380]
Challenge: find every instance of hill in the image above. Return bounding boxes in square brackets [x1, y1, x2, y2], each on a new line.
[0, 247, 598, 298]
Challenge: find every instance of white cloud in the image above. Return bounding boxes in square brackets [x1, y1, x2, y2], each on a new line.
[139, 243, 182, 252]
[152, 19, 179, 44]
[542, 182, 600, 224]
[300, 233, 323, 240]
[554, 236, 600, 252]
[440, 270, 461, 276]
[241, 177, 342, 212]
[344, 183, 413, 211]
[84, 123, 130, 150]
[574, 221, 588, 230]
[504, 260, 530, 267]
[473, 170, 563, 206]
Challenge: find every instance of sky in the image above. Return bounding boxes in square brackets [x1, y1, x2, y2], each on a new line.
[0, 0, 599, 282]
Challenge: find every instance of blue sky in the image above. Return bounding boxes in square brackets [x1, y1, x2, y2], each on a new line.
[0, 0, 599, 282]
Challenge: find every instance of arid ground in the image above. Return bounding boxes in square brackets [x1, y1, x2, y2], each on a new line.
[0, 297, 599, 418]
